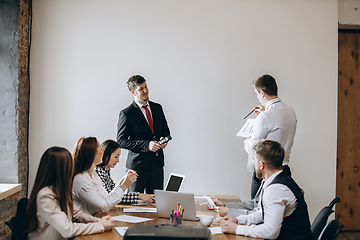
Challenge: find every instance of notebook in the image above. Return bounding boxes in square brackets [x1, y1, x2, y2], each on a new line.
[164, 173, 185, 192]
[154, 190, 198, 221]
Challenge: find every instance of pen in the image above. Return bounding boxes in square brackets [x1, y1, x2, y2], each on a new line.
[244, 109, 254, 119]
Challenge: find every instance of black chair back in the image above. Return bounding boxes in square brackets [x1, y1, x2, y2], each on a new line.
[5, 198, 29, 240]
[311, 197, 340, 240]
[317, 220, 344, 240]
[311, 207, 334, 239]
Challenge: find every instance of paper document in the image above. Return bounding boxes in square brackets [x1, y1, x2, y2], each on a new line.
[132, 200, 148, 206]
[194, 196, 207, 202]
[110, 215, 153, 223]
[115, 227, 128, 237]
[123, 207, 157, 213]
[204, 195, 215, 207]
[209, 227, 223, 234]
[237, 118, 255, 138]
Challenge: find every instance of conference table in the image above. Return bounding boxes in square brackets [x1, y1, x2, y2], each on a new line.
[76, 195, 262, 240]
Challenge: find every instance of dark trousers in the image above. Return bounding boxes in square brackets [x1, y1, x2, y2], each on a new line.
[127, 167, 164, 194]
[251, 165, 291, 199]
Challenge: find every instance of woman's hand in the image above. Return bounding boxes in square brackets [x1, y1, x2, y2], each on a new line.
[119, 170, 138, 191]
[139, 193, 154, 203]
[99, 215, 114, 231]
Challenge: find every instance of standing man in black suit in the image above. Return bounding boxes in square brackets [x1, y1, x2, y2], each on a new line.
[117, 75, 171, 194]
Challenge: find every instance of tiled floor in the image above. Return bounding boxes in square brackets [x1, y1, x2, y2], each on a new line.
[336, 231, 360, 240]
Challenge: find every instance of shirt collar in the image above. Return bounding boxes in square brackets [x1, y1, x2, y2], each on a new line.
[265, 97, 281, 109]
[263, 170, 283, 189]
[134, 100, 149, 109]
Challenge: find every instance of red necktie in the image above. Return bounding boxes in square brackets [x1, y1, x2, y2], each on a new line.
[143, 105, 154, 134]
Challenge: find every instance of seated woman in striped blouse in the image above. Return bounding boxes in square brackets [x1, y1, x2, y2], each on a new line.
[95, 139, 154, 204]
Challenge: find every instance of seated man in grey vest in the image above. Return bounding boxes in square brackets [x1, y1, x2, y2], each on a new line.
[221, 140, 312, 240]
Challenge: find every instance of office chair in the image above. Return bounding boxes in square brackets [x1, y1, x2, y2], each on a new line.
[5, 198, 29, 240]
[317, 220, 344, 240]
[311, 197, 340, 240]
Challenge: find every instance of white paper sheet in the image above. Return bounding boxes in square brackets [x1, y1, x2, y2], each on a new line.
[194, 196, 207, 202]
[209, 226, 223, 234]
[110, 215, 153, 223]
[123, 207, 157, 213]
[237, 118, 255, 138]
[115, 227, 128, 237]
[204, 195, 215, 207]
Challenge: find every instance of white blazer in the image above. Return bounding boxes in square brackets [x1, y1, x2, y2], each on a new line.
[72, 171, 124, 215]
[28, 187, 104, 240]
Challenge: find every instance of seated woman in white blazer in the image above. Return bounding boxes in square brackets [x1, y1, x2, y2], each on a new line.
[26, 147, 114, 240]
[72, 136, 137, 215]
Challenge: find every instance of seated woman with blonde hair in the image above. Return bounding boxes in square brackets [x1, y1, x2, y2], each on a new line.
[95, 139, 154, 204]
[25, 147, 114, 240]
[72, 137, 137, 215]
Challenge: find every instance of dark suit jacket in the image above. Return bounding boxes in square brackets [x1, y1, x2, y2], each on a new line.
[117, 101, 170, 171]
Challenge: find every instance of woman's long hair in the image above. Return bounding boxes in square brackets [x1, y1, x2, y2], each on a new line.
[73, 137, 98, 176]
[98, 140, 120, 167]
[25, 147, 74, 233]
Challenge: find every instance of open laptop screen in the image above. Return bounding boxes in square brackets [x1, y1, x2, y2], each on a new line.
[154, 190, 197, 221]
[165, 173, 185, 192]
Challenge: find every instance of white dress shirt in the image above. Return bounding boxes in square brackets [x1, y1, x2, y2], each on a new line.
[244, 98, 297, 166]
[72, 171, 124, 215]
[134, 100, 153, 125]
[28, 187, 104, 240]
[235, 171, 297, 239]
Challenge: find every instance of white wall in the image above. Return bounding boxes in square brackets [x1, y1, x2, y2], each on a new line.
[338, 0, 360, 26]
[29, 0, 338, 221]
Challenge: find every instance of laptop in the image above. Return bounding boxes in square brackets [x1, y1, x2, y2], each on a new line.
[154, 190, 198, 221]
[164, 173, 185, 192]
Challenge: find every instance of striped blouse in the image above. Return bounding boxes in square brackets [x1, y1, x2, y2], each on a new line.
[95, 166, 139, 204]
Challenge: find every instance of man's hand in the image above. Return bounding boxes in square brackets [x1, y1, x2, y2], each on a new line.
[215, 206, 229, 217]
[159, 137, 169, 149]
[221, 217, 238, 234]
[253, 105, 265, 115]
[214, 199, 224, 207]
[148, 141, 161, 152]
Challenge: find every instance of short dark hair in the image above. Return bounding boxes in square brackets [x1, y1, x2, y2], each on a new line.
[127, 75, 146, 91]
[253, 74, 278, 96]
[253, 139, 284, 170]
[73, 137, 98, 176]
[98, 139, 120, 167]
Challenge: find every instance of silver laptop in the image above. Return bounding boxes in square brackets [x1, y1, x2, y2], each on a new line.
[164, 173, 185, 192]
[154, 190, 197, 221]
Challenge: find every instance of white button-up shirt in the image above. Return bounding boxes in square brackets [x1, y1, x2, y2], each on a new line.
[235, 170, 297, 239]
[134, 100, 153, 125]
[244, 98, 297, 166]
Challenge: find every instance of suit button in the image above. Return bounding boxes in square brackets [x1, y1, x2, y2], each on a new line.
[154, 136, 156, 139]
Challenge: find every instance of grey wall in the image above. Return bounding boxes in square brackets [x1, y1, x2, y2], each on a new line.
[29, 0, 338, 221]
[0, 0, 20, 183]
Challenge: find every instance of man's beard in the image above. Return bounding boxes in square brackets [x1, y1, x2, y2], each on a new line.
[255, 167, 263, 179]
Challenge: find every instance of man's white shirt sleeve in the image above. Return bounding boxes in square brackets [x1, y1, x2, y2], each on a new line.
[235, 177, 297, 239]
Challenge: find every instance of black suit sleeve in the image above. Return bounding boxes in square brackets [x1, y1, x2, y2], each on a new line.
[158, 105, 170, 138]
[117, 110, 150, 153]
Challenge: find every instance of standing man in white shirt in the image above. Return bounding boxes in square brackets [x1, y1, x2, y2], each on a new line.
[221, 140, 312, 240]
[245, 74, 297, 199]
